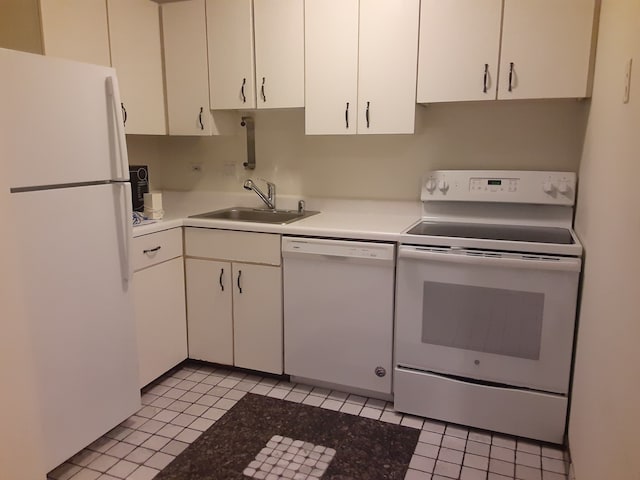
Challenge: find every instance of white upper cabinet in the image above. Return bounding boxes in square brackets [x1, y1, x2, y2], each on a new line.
[39, 0, 111, 67]
[417, 0, 597, 103]
[305, 0, 420, 135]
[416, 0, 502, 103]
[162, 0, 210, 135]
[206, 0, 256, 109]
[253, 0, 305, 109]
[304, 0, 359, 135]
[206, 0, 304, 110]
[107, 0, 167, 135]
[357, 0, 420, 134]
[498, 0, 596, 100]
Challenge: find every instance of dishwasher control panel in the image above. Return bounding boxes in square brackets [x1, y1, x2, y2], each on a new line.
[282, 237, 395, 262]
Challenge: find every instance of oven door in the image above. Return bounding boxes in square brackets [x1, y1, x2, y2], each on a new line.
[395, 245, 581, 394]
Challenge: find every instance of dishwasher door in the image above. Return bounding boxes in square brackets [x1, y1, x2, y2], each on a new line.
[282, 237, 396, 395]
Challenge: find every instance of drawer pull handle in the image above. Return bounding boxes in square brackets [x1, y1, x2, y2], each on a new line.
[219, 268, 224, 292]
[198, 107, 204, 130]
[143, 246, 161, 254]
[241, 78, 246, 103]
[237, 269, 242, 294]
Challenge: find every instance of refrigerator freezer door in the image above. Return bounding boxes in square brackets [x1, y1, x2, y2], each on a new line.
[10, 183, 140, 471]
[0, 48, 128, 188]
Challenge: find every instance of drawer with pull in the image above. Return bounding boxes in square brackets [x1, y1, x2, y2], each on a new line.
[132, 228, 183, 271]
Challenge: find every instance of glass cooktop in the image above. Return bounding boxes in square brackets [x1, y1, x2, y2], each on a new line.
[406, 222, 574, 245]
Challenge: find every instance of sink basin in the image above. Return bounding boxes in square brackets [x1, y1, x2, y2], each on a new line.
[190, 207, 319, 224]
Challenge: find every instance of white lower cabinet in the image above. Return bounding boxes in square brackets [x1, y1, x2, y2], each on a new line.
[184, 228, 283, 374]
[132, 228, 188, 388]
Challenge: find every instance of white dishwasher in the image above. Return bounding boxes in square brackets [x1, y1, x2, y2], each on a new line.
[282, 236, 396, 396]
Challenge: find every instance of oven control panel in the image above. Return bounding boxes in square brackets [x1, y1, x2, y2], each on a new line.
[421, 170, 576, 205]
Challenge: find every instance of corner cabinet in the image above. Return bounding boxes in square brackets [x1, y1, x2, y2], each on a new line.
[107, 0, 166, 134]
[184, 228, 283, 374]
[206, 0, 304, 110]
[161, 0, 236, 135]
[39, 0, 111, 67]
[132, 228, 188, 388]
[304, 0, 420, 135]
[416, 0, 597, 103]
[38, 0, 166, 134]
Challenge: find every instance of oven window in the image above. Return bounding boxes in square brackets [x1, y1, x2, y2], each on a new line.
[421, 281, 543, 360]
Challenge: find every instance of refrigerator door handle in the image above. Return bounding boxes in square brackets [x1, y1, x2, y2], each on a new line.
[106, 76, 129, 181]
[116, 183, 133, 283]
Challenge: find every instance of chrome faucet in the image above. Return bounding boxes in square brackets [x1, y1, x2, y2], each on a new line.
[243, 178, 276, 210]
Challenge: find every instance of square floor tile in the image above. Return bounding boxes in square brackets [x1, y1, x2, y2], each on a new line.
[409, 454, 436, 473]
[125, 447, 155, 464]
[106, 459, 138, 478]
[434, 460, 461, 478]
[515, 464, 542, 480]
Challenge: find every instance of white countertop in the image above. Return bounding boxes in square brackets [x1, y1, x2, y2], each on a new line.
[132, 191, 421, 242]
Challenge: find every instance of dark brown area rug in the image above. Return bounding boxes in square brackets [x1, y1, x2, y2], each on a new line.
[155, 393, 419, 480]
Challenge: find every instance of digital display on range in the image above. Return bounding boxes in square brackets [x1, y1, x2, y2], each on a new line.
[488, 180, 502, 186]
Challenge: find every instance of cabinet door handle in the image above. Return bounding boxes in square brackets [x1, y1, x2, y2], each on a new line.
[483, 64, 489, 93]
[121, 102, 127, 126]
[508, 62, 514, 92]
[261, 77, 266, 102]
[345, 102, 349, 129]
[365, 101, 370, 128]
[237, 269, 242, 294]
[143, 246, 161, 254]
[198, 107, 204, 130]
[241, 78, 246, 103]
[219, 268, 224, 292]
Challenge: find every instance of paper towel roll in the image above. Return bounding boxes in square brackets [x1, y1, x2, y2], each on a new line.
[144, 192, 164, 219]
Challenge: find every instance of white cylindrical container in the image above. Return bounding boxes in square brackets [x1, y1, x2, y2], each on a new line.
[143, 192, 164, 219]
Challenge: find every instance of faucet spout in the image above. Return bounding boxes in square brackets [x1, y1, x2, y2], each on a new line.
[243, 178, 276, 210]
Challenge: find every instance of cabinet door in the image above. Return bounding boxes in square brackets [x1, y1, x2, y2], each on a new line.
[107, 0, 167, 134]
[499, 0, 596, 100]
[253, 0, 304, 109]
[134, 257, 188, 388]
[357, 0, 420, 134]
[206, 0, 256, 109]
[416, 0, 502, 103]
[304, 0, 359, 135]
[233, 264, 283, 374]
[40, 0, 111, 66]
[162, 0, 211, 135]
[185, 259, 234, 365]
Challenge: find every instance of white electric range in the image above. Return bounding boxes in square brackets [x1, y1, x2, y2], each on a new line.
[393, 170, 582, 444]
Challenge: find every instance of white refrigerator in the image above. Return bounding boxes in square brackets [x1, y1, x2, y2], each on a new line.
[0, 48, 141, 472]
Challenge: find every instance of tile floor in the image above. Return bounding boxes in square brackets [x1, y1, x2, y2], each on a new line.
[47, 362, 570, 480]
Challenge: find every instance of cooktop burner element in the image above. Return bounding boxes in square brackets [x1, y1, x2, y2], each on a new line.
[406, 221, 574, 245]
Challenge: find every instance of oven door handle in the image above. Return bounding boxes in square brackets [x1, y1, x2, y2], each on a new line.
[398, 246, 581, 272]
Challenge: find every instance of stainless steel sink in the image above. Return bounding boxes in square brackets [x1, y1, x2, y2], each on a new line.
[189, 207, 319, 224]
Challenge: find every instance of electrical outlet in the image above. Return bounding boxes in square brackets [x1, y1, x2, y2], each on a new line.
[623, 58, 632, 104]
[191, 164, 203, 173]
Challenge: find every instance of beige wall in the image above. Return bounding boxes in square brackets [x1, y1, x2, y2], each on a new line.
[569, 1, 640, 479]
[132, 99, 589, 200]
